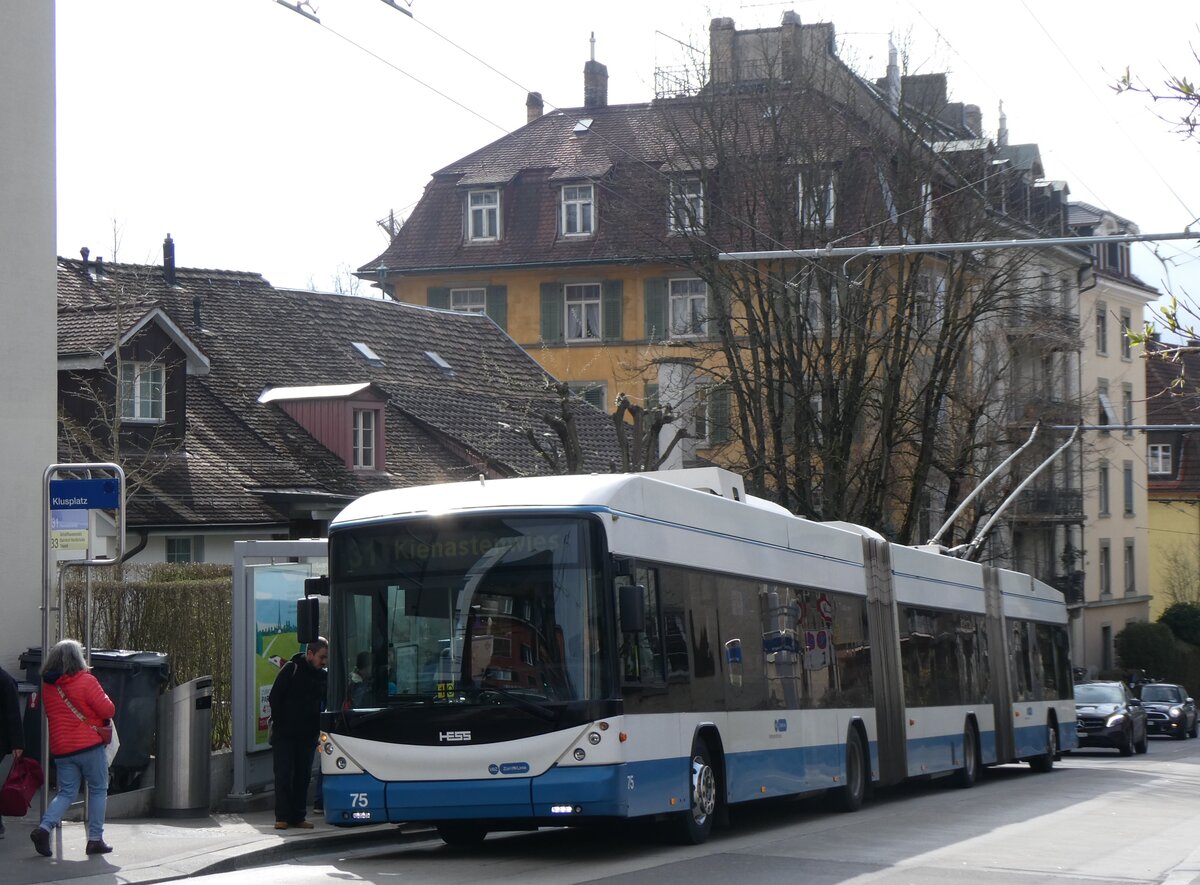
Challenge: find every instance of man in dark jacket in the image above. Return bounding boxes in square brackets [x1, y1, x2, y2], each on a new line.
[1, 663, 26, 839]
[268, 638, 328, 830]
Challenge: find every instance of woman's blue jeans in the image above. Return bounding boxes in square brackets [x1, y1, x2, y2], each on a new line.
[40, 743, 108, 841]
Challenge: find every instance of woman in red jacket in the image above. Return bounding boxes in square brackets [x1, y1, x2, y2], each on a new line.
[29, 639, 116, 858]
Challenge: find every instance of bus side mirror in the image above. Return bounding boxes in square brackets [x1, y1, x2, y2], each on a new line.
[619, 584, 646, 634]
[297, 596, 321, 644]
[305, 576, 330, 597]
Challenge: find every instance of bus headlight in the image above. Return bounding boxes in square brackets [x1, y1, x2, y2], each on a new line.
[573, 748, 586, 761]
[588, 731, 602, 745]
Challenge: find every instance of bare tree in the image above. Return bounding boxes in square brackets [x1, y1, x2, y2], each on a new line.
[628, 30, 1075, 546]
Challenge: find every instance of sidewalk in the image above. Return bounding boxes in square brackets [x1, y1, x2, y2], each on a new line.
[0, 807, 433, 885]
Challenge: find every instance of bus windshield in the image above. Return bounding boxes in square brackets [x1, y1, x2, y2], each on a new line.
[329, 515, 607, 711]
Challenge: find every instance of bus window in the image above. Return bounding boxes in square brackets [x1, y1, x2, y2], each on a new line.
[618, 569, 664, 685]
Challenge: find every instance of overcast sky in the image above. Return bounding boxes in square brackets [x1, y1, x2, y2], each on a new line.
[56, 1, 1199, 306]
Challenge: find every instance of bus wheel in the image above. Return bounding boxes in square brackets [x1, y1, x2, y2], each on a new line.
[436, 822, 488, 847]
[833, 729, 866, 812]
[673, 738, 718, 845]
[1029, 721, 1058, 771]
[954, 722, 979, 789]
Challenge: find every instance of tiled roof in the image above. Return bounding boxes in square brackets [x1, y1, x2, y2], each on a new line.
[57, 258, 623, 529]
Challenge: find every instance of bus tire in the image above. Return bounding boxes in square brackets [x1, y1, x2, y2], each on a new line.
[833, 729, 866, 812]
[673, 738, 718, 845]
[435, 822, 488, 847]
[954, 722, 979, 789]
[1029, 720, 1058, 771]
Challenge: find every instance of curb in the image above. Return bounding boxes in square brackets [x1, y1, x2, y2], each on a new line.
[186, 823, 437, 879]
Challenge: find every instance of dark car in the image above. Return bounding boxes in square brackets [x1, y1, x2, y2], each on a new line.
[1074, 681, 1148, 756]
[1138, 683, 1198, 740]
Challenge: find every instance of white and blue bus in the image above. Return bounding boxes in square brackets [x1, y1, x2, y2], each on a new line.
[311, 468, 1076, 845]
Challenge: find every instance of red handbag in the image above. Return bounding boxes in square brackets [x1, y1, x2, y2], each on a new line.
[0, 756, 44, 817]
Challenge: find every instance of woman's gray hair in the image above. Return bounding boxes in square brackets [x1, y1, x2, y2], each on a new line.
[44, 639, 88, 676]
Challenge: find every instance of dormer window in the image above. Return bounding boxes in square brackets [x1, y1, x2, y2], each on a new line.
[799, 167, 837, 228]
[353, 408, 377, 469]
[468, 189, 500, 241]
[562, 184, 594, 236]
[668, 175, 704, 233]
[118, 361, 164, 422]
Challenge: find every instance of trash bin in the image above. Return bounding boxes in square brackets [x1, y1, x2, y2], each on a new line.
[154, 676, 213, 818]
[21, 647, 171, 790]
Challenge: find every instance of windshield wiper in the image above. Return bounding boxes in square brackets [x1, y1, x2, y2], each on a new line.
[477, 671, 560, 721]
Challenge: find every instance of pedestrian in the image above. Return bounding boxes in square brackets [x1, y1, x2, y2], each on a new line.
[29, 639, 116, 857]
[0, 661, 26, 839]
[268, 637, 328, 831]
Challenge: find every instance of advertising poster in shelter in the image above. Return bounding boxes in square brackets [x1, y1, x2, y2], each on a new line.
[251, 563, 315, 750]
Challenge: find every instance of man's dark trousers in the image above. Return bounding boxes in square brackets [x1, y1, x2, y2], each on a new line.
[273, 735, 315, 824]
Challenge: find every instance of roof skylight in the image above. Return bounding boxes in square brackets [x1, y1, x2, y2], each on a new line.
[424, 350, 453, 373]
[573, 118, 593, 135]
[352, 341, 384, 366]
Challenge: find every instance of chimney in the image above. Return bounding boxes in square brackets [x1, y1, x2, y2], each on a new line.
[997, 100, 1008, 147]
[163, 233, 177, 285]
[193, 295, 202, 333]
[583, 32, 608, 109]
[526, 91, 544, 124]
[94, 256, 104, 277]
[884, 37, 900, 112]
[79, 246, 90, 271]
[964, 104, 982, 137]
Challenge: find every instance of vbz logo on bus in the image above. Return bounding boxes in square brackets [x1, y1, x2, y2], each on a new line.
[439, 730, 472, 742]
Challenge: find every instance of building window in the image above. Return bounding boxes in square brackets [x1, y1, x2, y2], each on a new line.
[166, 536, 203, 564]
[1148, 444, 1172, 475]
[1121, 383, 1134, 436]
[1123, 462, 1134, 516]
[669, 277, 708, 338]
[468, 189, 499, 240]
[668, 176, 704, 233]
[1095, 302, 1107, 355]
[1101, 624, 1113, 670]
[561, 184, 594, 236]
[1120, 308, 1133, 360]
[1124, 539, 1135, 595]
[920, 181, 934, 236]
[569, 381, 607, 412]
[450, 287, 486, 314]
[564, 283, 602, 341]
[353, 409, 377, 469]
[799, 167, 837, 227]
[1098, 461, 1110, 516]
[1099, 540, 1112, 596]
[1098, 380, 1114, 431]
[118, 361, 165, 421]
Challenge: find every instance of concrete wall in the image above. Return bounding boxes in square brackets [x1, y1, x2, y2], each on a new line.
[0, 2, 57, 671]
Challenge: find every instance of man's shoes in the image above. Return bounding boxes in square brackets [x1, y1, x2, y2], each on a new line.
[293, 820, 315, 829]
[30, 827, 51, 857]
[274, 821, 289, 830]
[85, 840, 113, 855]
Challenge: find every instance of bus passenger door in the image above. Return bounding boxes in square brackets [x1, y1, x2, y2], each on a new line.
[983, 567, 1015, 764]
[863, 537, 907, 787]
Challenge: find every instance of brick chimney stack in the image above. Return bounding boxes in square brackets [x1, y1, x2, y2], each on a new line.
[526, 91, 544, 123]
[163, 233, 177, 285]
[583, 32, 608, 109]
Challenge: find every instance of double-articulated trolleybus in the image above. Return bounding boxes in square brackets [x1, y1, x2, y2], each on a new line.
[312, 468, 1076, 845]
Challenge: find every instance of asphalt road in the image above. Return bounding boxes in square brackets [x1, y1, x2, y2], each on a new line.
[194, 735, 1200, 884]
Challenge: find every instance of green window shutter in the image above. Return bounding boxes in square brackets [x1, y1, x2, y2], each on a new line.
[485, 284, 508, 331]
[427, 287, 450, 309]
[644, 277, 667, 340]
[602, 280, 623, 341]
[540, 283, 563, 343]
[709, 385, 731, 443]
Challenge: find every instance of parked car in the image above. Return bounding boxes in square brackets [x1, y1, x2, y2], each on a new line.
[1138, 683, 1198, 740]
[1074, 681, 1148, 756]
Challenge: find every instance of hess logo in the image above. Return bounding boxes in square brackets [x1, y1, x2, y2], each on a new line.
[439, 730, 472, 742]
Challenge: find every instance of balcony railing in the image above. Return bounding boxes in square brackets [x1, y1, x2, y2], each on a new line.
[1010, 488, 1083, 520]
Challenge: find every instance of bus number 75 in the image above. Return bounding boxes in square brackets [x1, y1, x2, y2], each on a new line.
[350, 793, 369, 808]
